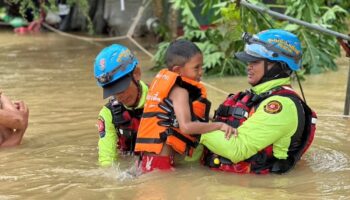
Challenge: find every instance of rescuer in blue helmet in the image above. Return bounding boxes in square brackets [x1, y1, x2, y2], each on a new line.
[93, 44, 149, 167]
[199, 29, 317, 174]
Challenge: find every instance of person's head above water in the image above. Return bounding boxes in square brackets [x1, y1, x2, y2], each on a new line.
[93, 44, 142, 106]
[165, 39, 204, 82]
[235, 29, 302, 86]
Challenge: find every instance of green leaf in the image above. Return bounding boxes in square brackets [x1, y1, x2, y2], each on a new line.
[153, 0, 347, 76]
[204, 52, 224, 70]
[284, 24, 300, 31]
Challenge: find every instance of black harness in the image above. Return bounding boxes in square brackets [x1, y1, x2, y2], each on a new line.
[205, 86, 316, 174]
[106, 101, 143, 153]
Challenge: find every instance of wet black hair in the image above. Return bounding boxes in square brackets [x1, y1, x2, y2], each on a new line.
[165, 39, 202, 70]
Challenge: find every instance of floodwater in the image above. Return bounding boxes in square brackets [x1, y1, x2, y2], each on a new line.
[0, 30, 349, 200]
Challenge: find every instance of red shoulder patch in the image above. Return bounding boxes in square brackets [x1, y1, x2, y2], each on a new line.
[264, 100, 282, 114]
[97, 118, 106, 138]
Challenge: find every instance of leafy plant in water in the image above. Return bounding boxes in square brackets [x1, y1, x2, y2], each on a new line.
[153, 0, 349, 76]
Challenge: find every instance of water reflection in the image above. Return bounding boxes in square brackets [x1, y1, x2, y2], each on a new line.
[0, 30, 349, 199]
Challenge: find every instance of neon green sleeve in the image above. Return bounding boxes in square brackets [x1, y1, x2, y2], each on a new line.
[98, 106, 118, 167]
[184, 144, 204, 162]
[200, 95, 298, 163]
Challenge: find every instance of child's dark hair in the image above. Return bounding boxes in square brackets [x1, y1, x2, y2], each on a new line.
[165, 39, 202, 70]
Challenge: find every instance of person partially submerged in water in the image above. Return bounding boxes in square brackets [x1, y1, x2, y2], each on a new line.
[0, 92, 29, 147]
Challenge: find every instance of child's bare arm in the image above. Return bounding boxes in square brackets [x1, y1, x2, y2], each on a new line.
[169, 85, 234, 136]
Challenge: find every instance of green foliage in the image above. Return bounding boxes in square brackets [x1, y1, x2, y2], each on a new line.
[153, 0, 247, 76]
[153, 41, 170, 69]
[201, 3, 246, 76]
[284, 0, 348, 73]
[5, 0, 93, 33]
[9, 0, 348, 75]
[154, 0, 282, 75]
[239, 0, 280, 33]
[326, 0, 350, 11]
[153, 0, 203, 70]
[5, 0, 38, 20]
[153, 0, 349, 76]
[72, 0, 93, 34]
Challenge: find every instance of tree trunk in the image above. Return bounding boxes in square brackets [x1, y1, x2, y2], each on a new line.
[152, 0, 163, 19]
[169, 4, 178, 40]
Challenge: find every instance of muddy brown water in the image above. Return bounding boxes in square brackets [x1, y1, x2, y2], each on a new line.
[0, 30, 349, 199]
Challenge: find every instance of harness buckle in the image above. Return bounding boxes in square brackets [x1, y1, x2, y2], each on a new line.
[230, 107, 248, 119]
[311, 117, 317, 124]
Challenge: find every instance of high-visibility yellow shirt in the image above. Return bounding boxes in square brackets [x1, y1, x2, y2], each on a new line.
[200, 77, 299, 163]
[97, 80, 148, 167]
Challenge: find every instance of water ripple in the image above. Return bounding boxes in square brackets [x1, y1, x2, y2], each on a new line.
[306, 146, 349, 173]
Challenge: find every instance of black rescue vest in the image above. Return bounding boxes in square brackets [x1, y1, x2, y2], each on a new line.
[203, 86, 317, 174]
[106, 101, 143, 154]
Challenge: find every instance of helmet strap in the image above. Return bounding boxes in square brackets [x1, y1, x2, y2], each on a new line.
[258, 61, 292, 85]
[264, 60, 269, 76]
[130, 76, 142, 107]
[295, 71, 307, 103]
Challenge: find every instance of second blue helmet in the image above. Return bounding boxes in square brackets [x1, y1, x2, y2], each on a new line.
[94, 44, 139, 87]
[236, 29, 302, 71]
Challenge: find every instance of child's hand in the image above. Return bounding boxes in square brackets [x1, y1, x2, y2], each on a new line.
[219, 123, 237, 140]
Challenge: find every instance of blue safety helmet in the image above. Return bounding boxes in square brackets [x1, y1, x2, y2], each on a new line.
[235, 29, 302, 71]
[94, 44, 138, 99]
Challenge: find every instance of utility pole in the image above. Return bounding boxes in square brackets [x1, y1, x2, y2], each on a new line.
[345, 64, 350, 115]
[338, 37, 350, 115]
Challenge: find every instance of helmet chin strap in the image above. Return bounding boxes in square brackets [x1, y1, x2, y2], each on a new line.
[295, 71, 307, 103]
[257, 60, 291, 85]
[130, 76, 142, 108]
[255, 61, 307, 103]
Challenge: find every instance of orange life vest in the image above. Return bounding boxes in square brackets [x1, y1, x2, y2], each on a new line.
[135, 69, 211, 156]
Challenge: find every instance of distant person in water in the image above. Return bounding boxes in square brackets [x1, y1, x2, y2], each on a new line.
[0, 92, 29, 147]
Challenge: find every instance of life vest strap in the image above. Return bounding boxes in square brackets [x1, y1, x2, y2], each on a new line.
[195, 97, 212, 122]
[135, 128, 198, 149]
[164, 128, 199, 149]
[142, 112, 160, 118]
[311, 117, 317, 124]
[136, 137, 164, 144]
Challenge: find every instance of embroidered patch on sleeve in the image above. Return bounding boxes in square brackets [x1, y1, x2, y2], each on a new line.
[97, 118, 106, 138]
[264, 100, 283, 114]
